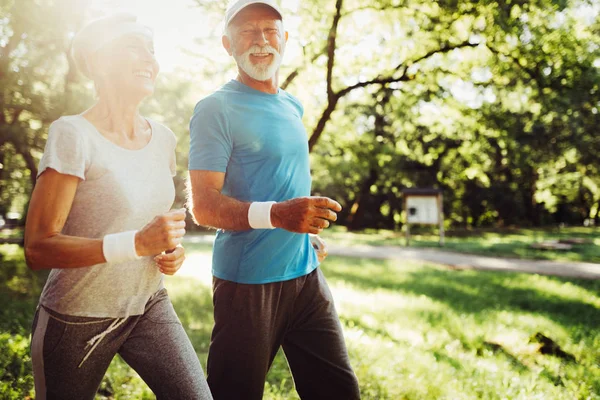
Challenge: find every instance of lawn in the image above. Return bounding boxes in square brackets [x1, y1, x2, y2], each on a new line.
[1, 242, 599, 399]
[320, 226, 600, 263]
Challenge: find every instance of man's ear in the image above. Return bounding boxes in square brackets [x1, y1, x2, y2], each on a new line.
[222, 35, 233, 56]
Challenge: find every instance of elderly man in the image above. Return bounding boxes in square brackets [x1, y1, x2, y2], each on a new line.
[187, 0, 361, 399]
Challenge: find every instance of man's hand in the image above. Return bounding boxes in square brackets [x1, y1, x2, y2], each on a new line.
[154, 245, 186, 275]
[271, 196, 342, 234]
[309, 234, 328, 262]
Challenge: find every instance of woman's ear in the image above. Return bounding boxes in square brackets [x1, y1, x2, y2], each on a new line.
[88, 51, 108, 80]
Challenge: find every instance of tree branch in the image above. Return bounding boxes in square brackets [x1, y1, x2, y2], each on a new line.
[338, 41, 479, 98]
[342, 4, 406, 16]
[308, 40, 479, 151]
[281, 45, 326, 90]
[326, 0, 344, 103]
[485, 44, 542, 87]
[10, 109, 23, 125]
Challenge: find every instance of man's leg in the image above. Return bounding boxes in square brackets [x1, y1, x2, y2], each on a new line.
[118, 289, 213, 400]
[282, 268, 361, 400]
[206, 277, 292, 400]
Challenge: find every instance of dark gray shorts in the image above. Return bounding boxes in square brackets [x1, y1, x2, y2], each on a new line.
[31, 288, 213, 400]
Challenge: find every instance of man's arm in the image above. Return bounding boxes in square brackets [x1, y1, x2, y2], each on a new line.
[188, 170, 251, 230]
[188, 170, 341, 234]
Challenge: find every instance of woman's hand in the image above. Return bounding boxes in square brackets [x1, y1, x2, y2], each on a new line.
[135, 209, 187, 257]
[154, 245, 186, 275]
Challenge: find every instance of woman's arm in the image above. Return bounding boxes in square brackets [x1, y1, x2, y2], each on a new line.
[24, 168, 105, 270]
[25, 168, 187, 271]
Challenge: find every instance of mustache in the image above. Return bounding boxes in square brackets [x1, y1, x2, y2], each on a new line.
[244, 44, 279, 55]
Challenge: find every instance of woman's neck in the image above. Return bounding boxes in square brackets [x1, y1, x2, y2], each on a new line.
[83, 91, 146, 139]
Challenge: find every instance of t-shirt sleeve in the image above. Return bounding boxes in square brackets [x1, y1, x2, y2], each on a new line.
[37, 119, 87, 180]
[188, 96, 232, 173]
[286, 92, 304, 119]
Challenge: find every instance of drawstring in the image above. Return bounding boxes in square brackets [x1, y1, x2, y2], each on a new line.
[78, 317, 127, 368]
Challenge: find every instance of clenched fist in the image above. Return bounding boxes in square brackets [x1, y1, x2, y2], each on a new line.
[154, 245, 186, 275]
[271, 196, 342, 234]
[135, 209, 187, 257]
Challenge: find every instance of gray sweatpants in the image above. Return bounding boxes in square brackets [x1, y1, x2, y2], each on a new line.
[207, 267, 361, 400]
[31, 288, 213, 400]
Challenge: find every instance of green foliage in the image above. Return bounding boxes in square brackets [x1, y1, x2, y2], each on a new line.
[0, 245, 38, 398]
[281, 0, 600, 229]
[2, 243, 600, 399]
[0, 0, 94, 218]
[0, 333, 34, 398]
[2, 0, 600, 228]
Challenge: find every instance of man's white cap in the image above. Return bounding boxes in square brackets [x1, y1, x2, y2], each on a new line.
[224, 0, 283, 28]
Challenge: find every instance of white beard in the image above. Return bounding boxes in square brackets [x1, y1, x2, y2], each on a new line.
[234, 44, 283, 81]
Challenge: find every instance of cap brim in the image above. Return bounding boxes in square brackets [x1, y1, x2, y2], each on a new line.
[226, 1, 282, 27]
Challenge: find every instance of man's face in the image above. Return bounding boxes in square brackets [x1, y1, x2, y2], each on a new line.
[225, 5, 288, 81]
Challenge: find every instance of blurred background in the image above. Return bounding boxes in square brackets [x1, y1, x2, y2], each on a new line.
[1, 0, 599, 231]
[1, 0, 600, 399]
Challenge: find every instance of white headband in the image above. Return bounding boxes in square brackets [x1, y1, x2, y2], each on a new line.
[71, 13, 153, 78]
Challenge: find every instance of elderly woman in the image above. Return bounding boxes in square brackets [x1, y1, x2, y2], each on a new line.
[24, 14, 212, 400]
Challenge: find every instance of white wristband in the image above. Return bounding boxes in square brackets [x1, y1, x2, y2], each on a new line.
[248, 201, 276, 229]
[102, 230, 141, 263]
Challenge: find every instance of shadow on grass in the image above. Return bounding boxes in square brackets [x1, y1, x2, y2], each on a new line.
[340, 315, 403, 346]
[412, 239, 600, 263]
[322, 257, 600, 331]
[480, 341, 530, 373]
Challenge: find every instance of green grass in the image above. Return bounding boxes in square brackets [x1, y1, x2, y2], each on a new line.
[320, 226, 600, 263]
[1, 243, 600, 399]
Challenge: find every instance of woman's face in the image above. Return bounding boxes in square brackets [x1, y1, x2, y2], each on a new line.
[93, 33, 160, 100]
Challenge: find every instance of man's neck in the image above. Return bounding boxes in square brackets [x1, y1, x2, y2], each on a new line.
[236, 70, 279, 94]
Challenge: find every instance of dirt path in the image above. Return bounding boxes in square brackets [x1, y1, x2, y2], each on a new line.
[327, 244, 600, 279]
[183, 235, 600, 280]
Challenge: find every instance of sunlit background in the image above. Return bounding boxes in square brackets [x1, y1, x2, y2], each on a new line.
[2, 0, 600, 398]
[85, 0, 303, 73]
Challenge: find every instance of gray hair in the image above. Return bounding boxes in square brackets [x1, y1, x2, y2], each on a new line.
[71, 13, 152, 79]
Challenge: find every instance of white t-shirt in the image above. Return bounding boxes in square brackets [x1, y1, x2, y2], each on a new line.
[36, 115, 177, 317]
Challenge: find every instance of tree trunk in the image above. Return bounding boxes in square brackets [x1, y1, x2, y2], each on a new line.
[347, 168, 378, 231]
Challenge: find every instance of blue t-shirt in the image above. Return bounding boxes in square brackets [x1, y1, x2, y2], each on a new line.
[189, 79, 319, 284]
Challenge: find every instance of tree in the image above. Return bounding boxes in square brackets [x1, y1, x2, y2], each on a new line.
[0, 0, 93, 217]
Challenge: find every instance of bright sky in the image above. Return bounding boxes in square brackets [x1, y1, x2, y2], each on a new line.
[86, 0, 599, 108]
[89, 0, 301, 73]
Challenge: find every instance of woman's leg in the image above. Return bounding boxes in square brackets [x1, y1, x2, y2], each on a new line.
[31, 306, 129, 400]
[118, 289, 213, 400]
